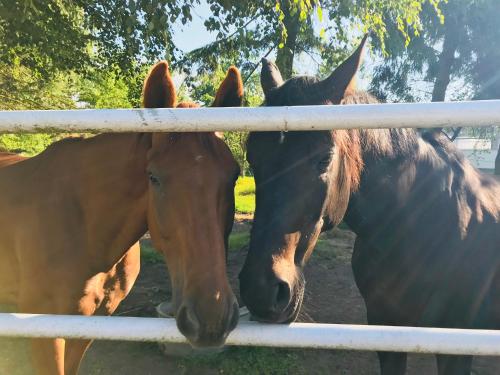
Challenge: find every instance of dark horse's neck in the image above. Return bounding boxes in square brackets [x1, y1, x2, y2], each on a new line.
[340, 92, 500, 243]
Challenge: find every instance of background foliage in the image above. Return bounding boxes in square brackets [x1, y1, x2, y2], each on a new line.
[0, 0, 498, 173]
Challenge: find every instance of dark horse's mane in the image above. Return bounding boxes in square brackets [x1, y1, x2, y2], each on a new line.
[334, 90, 490, 188]
[332, 91, 420, 195]
[342, 92, 419, 159]
[335, 90, 500, 220]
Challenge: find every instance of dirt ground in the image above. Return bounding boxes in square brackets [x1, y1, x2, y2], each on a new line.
[1, 221, 500, 374]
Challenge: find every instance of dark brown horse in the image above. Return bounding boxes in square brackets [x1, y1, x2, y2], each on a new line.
[495, 146, 499, 175]
[239, 37, 500, 375]
[0, 61, 243, 375]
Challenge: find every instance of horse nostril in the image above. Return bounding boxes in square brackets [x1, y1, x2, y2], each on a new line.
[275, 279, 291, 312]
[176, 304, 200, 341]
[228, 300, 240, 332]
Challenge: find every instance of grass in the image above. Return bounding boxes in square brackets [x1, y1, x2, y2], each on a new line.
[141, 230, 250, 262]
[179, 346, 300, 375]
[235, 176, 255, 214]
[140, 240, 164, 264]
[228, 231, 250, 252]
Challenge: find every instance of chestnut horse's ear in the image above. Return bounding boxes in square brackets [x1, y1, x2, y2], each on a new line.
[212, 66, 244, 107]
[261, 58, 284, 97]
[318, 34, 369, 103]
[142, 60, 177, 108]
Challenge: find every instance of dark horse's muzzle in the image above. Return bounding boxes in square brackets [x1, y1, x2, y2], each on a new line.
[239, 258, 305, 324]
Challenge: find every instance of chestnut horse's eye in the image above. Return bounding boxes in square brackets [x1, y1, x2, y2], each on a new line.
[148, 172, 160, 186]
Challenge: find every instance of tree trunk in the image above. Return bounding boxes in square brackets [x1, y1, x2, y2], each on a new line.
[430, 14, 460, 134]
[431, 29, 459, 102]
[275, 1, 300, 80]
[495, 143, 500, 176]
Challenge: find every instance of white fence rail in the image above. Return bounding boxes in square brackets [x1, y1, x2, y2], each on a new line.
[1, 313, 500, 355]
[0, 100, 499, 132]
[1, 101, 500, 356]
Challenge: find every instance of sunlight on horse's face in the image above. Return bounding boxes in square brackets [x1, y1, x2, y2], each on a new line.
[239, 36, 367, 323]
[141, 60, 243, 347]
[146, 133, 240, 347]
[239, 131, 335, 323]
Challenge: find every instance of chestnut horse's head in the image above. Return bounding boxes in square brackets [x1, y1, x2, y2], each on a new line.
[239, 36, 368, 323]
[143, 61, 242, 347]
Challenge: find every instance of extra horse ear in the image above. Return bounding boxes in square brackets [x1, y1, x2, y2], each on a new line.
[318, 34, 369, 103]
[142, 60, 177, 108]
[212, 66, 244, 107]
[260, 58, 284, 97]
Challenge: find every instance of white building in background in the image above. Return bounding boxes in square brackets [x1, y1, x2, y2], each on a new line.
[456, 135, 499, 173]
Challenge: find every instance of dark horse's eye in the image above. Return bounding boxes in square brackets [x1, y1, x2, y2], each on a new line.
[317, 156, 331, 171]
[148, 172, 160, 186]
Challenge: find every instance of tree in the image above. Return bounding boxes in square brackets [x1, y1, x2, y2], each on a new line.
[371, 0, 500, 104]
[0, 0, 196, 78]
[0, 61, 146, 155]
[0, 1, 444, 160]
[184, 0, 443, 81]
[0, 61, 79, 154]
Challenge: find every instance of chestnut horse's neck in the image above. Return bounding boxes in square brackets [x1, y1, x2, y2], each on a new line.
[0, 151, 26, 168]
[5, 133, 152, 269]
[67, 133, 152, 268]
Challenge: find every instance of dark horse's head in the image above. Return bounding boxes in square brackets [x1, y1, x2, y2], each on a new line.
[239, 36, 368, 323]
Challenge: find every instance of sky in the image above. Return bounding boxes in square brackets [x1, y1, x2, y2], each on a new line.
[171, 1, 216, 53]
[170, 1, 375, 92]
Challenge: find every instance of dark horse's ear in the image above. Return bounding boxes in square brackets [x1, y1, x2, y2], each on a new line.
[318, 34, 369, 103]
[260, 58, 284, 97]
[212, 66, 244, 107]
[142, 60, 177, 108]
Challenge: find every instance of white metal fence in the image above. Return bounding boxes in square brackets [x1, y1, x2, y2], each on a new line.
[1, 101, 499, 355]
[1, 100, 500, 132]
[1, 313, 500, 355]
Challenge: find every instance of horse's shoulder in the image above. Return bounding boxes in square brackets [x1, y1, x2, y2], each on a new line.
[0, 152, 27, 168]
[421, 132, 500, 221]
[44, 136, 85, 153]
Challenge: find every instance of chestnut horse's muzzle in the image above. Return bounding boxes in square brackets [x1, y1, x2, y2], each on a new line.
[176, 296, 239, 347]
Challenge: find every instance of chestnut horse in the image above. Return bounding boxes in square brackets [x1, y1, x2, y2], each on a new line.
[0, 150, 26, 167]
[0, 61, 243, 375]
[240, 37, 500, 375]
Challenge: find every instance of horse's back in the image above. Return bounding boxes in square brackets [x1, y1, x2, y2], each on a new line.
[0, 152, 26, 306]
[0, 151, 26, 168]
[350, 133, 500, 329]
